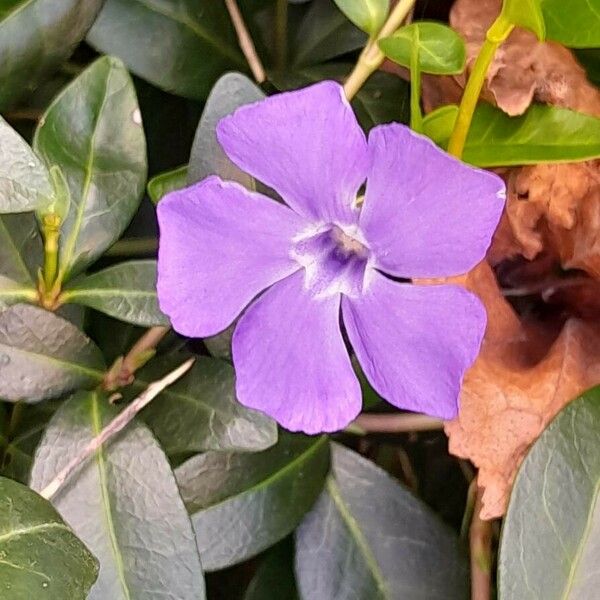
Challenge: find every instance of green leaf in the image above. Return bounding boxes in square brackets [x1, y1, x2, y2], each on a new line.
[34, 56, 147, 280]
[501, 0, 545, 40]
[423, 102, 600, 166]
[0, 213, 42, 287]
[147, 165, 188, 205]
[379, 22, 466, 74]
[333, 0, 389, 36]
[87, 0, 246, 100]
[542, 0, 600, 47]
[176, 433, 330, 570]
[0, 1, 104, 109]
[188, 72, 264, 189]
[0, 476, 98, 599]
[0, 400, 61, 484]
[0, 304, 105, 402]
[61, 260, 168, 327]
[295, 444, 469, 599]
[135, 355, 278, 457]
[244, 539, 299, 600]
[29, 391, 206, 600]
[270, 64, 410, 130]
[0, 116, 52, 213]
[290, 0, 367, 67]
[498, 386, 600, 599]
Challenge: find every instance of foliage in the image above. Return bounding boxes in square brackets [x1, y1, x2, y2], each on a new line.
[0, 0, 599, 598]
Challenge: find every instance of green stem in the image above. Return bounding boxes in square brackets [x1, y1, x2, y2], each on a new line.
[447, 15, 513, 158]
[344, 0, 417, 100]
[275, 0, 288, 71]
[409, 27, 422, 132]
[42, 214, 60, 293]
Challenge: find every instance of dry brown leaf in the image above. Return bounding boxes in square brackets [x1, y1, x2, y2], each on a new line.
[441, 263, 600, 518]
[424, 0, 600, 117]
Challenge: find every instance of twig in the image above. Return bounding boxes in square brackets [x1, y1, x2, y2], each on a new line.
[354, 413, 444, 433]
[4, 108, 44, 121]
[470, 481, 493, 600]
[224, 0, 266, 84]
[40, 358, 194, 501]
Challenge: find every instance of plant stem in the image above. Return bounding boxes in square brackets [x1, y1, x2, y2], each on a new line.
[224, 0, 266, 84]
[409, 26, 422, 132]
[447, 15, 513, 158]
[344, 0, 417, 100]
[40, 358, 194, 501]
[41, 214, 61, 294]
[470, 481, 493, 600]
[353, 413, 444, 433]
[275, 0, 288, 71]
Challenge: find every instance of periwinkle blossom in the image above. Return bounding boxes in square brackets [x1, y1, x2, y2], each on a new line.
[157, 81, 505, 434]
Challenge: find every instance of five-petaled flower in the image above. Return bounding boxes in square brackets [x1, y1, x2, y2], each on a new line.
[157, 81, 505, 434]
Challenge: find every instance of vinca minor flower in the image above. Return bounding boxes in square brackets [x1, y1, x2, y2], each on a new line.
[157, 82, 505, 434]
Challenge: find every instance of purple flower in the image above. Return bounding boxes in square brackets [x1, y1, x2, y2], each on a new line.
[157, 81, 505, 434]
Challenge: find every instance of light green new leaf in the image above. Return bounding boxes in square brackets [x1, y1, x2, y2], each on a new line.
[176, 433, 330, 571]
[499, 387, 600, 599]
[333, 0, 389, 36]
[34, 56, 147, 280]
[135, 355, 278, 457]
[501, 0, 545, 40]
[0, 117, 52, 213]
[147, 165, 188, 204]
[188, 72, 264, 189]
[87, 0, 246, 100]
[542, 0, 600, 47]
[423, 102, 600, 166]
[0, 304, 105, 402]
[379, 22, 466, 74]
[61, 260, 168, 327]
[30, 391, 206, 600]
[0, 0, 103, 109]
[295, 444, 469, 599]
[0, 476, 98, 599]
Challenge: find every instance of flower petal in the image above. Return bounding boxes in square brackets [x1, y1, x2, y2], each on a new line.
[157, 176, 305, 337]
[342, 272, 486, 419]
[217, 81, 369, 225]
[361, 124, 505, 278]
[232, 271, 361, 434]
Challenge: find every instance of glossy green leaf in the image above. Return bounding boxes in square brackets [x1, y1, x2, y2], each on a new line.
[34, 56, 147, 280]
[333, 0, 389, 36]
[176, 433, 330, 570]
[0, 476, 98, 599]
[30, 391, 206, 600]
[147, 165, 188, 205]
[87, 0, 246, 100]
[244, 539, 299, 600]
[270, 64, 410, 130]
[424, 102, 600, 166]
[295, 444, 469, 599]
[499, 387, 600, 599]
[502, 0, 545, 40]
[0, 117, 52, 213]
[0, 0, 103, 109]
[135, 355, 277, 457]
[0, 304, 105, 402]
[0, 213, 42, 287]
[188, 72, 264, 189]
[61, 260, 168, 327]
[290, 0, 366, 67]
[0, 400, 61, 484]
[542, 0, 600, 47]
[380, 22, 465, 75]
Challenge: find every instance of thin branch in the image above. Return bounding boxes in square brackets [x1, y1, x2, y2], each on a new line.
[224, 0, 266, 83]
[353, 413, 444, 433]
[470, 481, 493, 600]
[40, 358, 195, 501]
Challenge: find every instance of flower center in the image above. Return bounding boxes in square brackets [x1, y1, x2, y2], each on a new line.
[291, 224, 371, 298]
